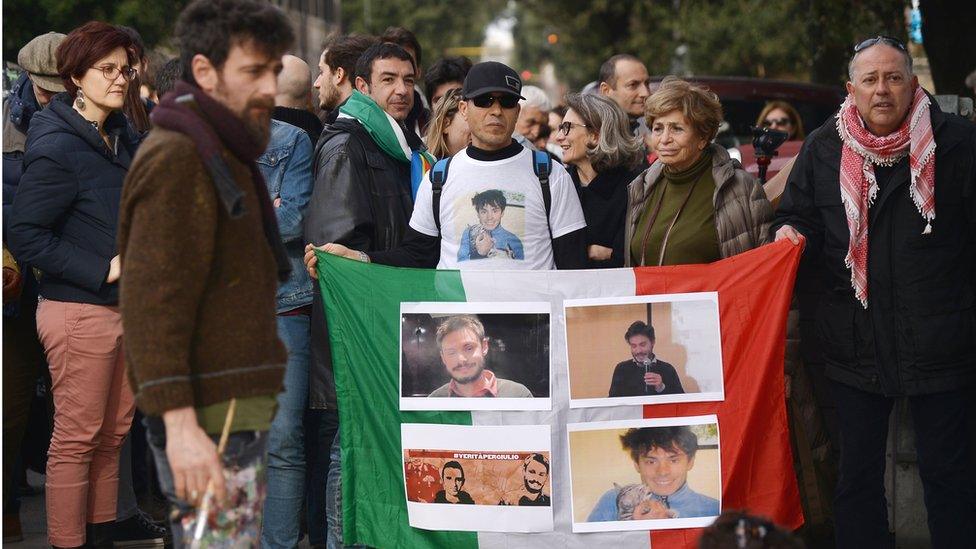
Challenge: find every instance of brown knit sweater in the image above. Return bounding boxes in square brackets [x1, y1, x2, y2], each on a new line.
[118, 127, 286, 416]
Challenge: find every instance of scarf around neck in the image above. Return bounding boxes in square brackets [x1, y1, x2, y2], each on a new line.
[835, 85, 935, 308]
[338, 90, 434, 200]
[151, 81, 291, 282]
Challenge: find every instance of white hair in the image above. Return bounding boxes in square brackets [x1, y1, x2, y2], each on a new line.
[519, 85, 552, 112]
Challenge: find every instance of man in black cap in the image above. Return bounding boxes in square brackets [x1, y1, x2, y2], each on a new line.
[306, 61, 587, 271]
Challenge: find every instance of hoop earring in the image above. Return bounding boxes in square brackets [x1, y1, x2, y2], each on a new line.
[75, 90, 86, 111]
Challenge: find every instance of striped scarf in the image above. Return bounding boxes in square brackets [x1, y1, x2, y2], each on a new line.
[835, 85, 935, 308]
[338, 90, 435, 201]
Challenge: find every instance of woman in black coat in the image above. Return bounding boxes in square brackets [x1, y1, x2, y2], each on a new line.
[7, 22, 141, 548]
[555, 92, 645, 268]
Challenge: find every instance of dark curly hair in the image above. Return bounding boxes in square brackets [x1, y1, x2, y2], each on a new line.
[620, 426, 699, 463]
[176, 0, 294, 86]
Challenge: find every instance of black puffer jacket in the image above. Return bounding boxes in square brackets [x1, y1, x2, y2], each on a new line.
[773, 101, 976, 396]
[304, 116, 418, 408]
[7, 93, 139, 305]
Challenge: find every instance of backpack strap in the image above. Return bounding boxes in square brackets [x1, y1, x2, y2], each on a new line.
[430, 157, 452, 233]
[532, 150, 554, 238]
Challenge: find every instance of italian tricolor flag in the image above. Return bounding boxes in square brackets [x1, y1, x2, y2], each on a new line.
[315, 240, 805, 548]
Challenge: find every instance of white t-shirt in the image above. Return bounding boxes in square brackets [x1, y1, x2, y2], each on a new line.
[410, 148, 586, 270]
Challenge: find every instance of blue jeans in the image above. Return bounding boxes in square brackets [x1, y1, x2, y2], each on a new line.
[261, 314, 311, 548]
[325, 433, 369, 549]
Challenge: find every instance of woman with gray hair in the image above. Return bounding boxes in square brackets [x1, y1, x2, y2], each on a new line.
[625, 77, 771, 267]
[556, 92, 644, 267]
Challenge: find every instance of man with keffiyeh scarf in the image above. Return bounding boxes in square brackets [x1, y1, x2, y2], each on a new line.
[773, 37, 976, 548]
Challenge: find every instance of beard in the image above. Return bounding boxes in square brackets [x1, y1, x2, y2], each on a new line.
[450, 361, 485, 385]
[524, 478, 543, 494]
[319, 81, 342, 111]
[241, 96, 274, 149]
[215, 78, 274, 149]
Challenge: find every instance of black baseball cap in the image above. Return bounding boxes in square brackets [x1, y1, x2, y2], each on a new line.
[462, 61, 525, 100]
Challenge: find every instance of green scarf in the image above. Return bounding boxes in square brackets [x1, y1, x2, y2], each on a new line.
[338, 90, 435, 200]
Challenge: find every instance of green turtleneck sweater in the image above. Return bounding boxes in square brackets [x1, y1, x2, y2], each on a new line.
[630, 151, 720, 266]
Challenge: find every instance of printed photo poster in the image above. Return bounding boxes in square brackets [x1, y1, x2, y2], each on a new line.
[564, 292, 724, 408]
[453, 188, 527, 263]
[401, 423, 554, 533]
[400, 302, 551, 411]
[567, 415, 721, 533]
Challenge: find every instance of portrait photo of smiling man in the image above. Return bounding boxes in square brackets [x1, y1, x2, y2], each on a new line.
[429, 315, 532, 398]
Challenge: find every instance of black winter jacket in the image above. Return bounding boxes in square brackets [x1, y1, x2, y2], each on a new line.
[773, 101, 976, 396]
[304, 116, 418, 408]
[7, 94, 139, 305]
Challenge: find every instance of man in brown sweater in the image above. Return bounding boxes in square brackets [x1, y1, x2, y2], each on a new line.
[117, 0, 294, 543]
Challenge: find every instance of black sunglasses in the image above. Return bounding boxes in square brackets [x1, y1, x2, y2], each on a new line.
[469, 94, 520, 109]
[854, 35, 907, 53]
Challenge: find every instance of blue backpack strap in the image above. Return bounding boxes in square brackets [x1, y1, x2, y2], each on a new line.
[430, 157, 452, 233]
[532, 150, 553, 238]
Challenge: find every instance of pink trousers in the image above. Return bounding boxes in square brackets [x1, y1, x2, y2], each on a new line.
[36, 299, 135, 547]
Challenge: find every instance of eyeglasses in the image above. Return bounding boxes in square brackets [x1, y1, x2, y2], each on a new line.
[557, 121, 588, 136]
[91, 65, 138, 82]
[762, 117, 792, 128]
[854, 35, 907, 53]
[468, 94, 520, 109]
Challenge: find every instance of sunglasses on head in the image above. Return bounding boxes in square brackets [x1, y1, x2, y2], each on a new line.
[469, 94, 520, 109]
[762, 117, 792, 127]
[854, 35, 907, 53]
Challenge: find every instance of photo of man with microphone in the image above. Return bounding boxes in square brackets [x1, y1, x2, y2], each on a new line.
[608, 321, 685, 397]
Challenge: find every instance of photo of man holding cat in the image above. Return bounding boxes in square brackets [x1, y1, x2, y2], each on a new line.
[586, 426, 719, 522]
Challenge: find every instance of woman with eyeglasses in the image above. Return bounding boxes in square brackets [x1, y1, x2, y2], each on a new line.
[7, 21, 142, 548]
[556, 92, 644, 267]
[624, 77, 772, 267]
[424, 87, 470, 159]
[756, 100, 805, 141]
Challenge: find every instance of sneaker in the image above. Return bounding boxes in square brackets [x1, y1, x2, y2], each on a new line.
[113, 510, 169, 548]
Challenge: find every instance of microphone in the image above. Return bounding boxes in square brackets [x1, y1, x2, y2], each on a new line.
[642, 358, 652, 394]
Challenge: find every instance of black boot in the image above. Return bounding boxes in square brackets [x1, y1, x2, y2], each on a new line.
[85, 521, 114, 549]
[112, 510, 169, 548]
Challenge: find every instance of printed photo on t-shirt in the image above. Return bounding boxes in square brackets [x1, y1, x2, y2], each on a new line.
[454, 189, 527, 263]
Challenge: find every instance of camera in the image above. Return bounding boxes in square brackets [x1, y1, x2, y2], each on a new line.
[749, 126, 790, 184]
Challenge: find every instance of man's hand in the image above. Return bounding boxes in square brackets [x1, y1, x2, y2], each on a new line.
[644, 372, 664, 391]
[631, 498, 672, 520]
[106, 255, 121, 283]
[162, 407, 226, 507]
[303, 243, 362, 279]
[3, 267, 22, 303]
[587, 244, 613, 262]
[774, 225, 803, 245]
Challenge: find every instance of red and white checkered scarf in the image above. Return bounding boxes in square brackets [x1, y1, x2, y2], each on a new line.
[835, 85, 936, 308]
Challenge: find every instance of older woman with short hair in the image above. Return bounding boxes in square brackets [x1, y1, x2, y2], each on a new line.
[556, 92, 644, 267]
[424, 87, 469, 159]
[625, 77, 772, 267]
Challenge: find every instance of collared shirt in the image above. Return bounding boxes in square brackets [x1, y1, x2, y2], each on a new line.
[449, 369, 499, 397]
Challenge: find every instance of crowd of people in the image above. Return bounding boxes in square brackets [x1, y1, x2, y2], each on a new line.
[2, 0, 975, 547]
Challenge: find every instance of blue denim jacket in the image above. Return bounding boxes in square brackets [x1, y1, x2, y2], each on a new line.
[257, 120, 314, 312]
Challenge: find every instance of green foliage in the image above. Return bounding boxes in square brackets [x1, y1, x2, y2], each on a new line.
[341, 0, 508, 68]
[512, 0, 907, 89]
[3, 0, 188, 62]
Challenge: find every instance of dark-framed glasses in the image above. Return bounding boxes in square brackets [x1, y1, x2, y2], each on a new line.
[854, 35, 907, 53]
[469, 94, 520, 109]
[92, 65, 138, 82]
[557, 121, 588, 136]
